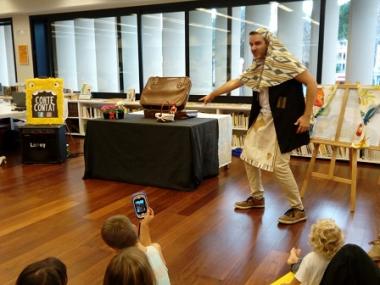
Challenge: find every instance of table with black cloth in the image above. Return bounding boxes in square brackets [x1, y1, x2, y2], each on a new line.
[83, 114, 219, 191]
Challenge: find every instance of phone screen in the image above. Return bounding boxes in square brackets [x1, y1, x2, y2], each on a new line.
[132, 192, 148, 218]
[134, 197, 147, 214]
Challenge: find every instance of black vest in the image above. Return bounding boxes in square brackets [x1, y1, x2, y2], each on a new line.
[248, 79, 310, 153]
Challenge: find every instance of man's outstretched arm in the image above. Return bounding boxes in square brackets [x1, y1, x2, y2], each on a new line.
[199, 79, 243, 104]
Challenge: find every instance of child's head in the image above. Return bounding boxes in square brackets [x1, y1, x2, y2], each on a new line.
[309, 218, 344, 259]
[16, 257, 67, 285]
[103, 247, 156, 285]
[101, 215, 138, 250]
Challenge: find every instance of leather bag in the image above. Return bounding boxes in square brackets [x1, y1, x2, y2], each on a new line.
[140, 76, 192, 111]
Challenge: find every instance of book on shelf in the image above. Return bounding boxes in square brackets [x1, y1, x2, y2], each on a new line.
[67, 102, 79, 117]
[65, 118, 80, 134]
[81, 106, 102, 119]
[232, 133, 246, 148]
[231, 112, 249, 129]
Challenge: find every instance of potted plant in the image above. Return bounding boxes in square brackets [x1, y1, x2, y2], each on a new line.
[100, 103, 125, 120]
[100, 104, 117, 119]
[115, 101, 125, 119]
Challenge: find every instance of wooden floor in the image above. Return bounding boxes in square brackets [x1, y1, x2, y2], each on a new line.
[0, 137, 379, 285]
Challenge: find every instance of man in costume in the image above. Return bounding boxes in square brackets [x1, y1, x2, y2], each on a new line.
[200, 28, 317, 224]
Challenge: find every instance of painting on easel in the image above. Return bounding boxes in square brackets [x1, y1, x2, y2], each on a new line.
[302, 84, 380, 212]
[310, 85, 362, 144]
[310, 84, 380, 150]
[358, 87, 380, 148]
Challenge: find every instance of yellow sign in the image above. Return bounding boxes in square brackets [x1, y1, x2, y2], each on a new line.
[25, 78, 64, 125]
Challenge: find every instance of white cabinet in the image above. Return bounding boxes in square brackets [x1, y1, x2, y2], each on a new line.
[186, 102, 251, 149]
[65, 99, 142, 135]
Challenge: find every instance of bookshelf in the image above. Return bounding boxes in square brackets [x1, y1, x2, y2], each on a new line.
[66, 101, 80, 135]
[64, 99, 380, 165]
[186, 102, 250, 149]
[65, 99, 142, 136]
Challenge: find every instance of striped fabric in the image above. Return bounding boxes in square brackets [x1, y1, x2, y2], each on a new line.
[240, 28, 306, 91]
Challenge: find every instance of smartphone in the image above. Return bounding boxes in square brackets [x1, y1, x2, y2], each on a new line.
[131, 192, 149, 219]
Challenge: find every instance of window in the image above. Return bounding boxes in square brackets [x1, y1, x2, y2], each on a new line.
[0, 19, 16, 87]
[323, 0, 380, 85]
[120, 15, 139, 93]
[373, 4, 380, 85]
[192, 1, 320, 96]
[46, 0, 321, 97]
[230, 4, 278, 96]
[52, 17, 119, 92]
[336, 1, 349, 82]
[141, 12, 185, 86]
[231, 1, 320, 96]
[189, 8, 228, 95]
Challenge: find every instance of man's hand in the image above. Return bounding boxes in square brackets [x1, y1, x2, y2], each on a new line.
[294, 114, 311, 134]
[140, 207, 154, 225]
[198, 79, 243, 104]
[199, 94, 214, 104]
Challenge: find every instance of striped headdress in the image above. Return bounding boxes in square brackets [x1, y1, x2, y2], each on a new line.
[240, 28, 306, 91]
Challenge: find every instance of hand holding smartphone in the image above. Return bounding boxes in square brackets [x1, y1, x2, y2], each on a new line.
[132, 192, 149, 219]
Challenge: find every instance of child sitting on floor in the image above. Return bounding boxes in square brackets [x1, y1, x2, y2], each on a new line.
[16, 257, 67, 285]
[101, 208, 170, 285]
[103, 247, 156, 285]
[285, 218, 344, 285]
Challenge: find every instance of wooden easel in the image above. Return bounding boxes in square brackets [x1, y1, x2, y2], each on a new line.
[301, 84, 360, 212]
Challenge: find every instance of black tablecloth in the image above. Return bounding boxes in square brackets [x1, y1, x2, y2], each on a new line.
[83, 114, 219, 191]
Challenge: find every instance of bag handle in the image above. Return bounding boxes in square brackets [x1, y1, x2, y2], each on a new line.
[160, 101, 169, 115]
[150, 77, 187, 89]
[156, 101, 176, 122]
[160, 101, 178, 115]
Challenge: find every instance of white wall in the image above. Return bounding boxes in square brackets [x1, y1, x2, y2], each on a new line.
[12, 15, 34, 84]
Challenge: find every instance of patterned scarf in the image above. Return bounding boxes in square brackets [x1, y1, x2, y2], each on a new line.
[240, 28, 306, 91]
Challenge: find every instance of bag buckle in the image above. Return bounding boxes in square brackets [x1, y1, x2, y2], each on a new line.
[152, 77, 159, 85]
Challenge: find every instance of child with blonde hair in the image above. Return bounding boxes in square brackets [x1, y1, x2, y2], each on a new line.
[103, 247, 156, 285]
[285, 218, 344, 285]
